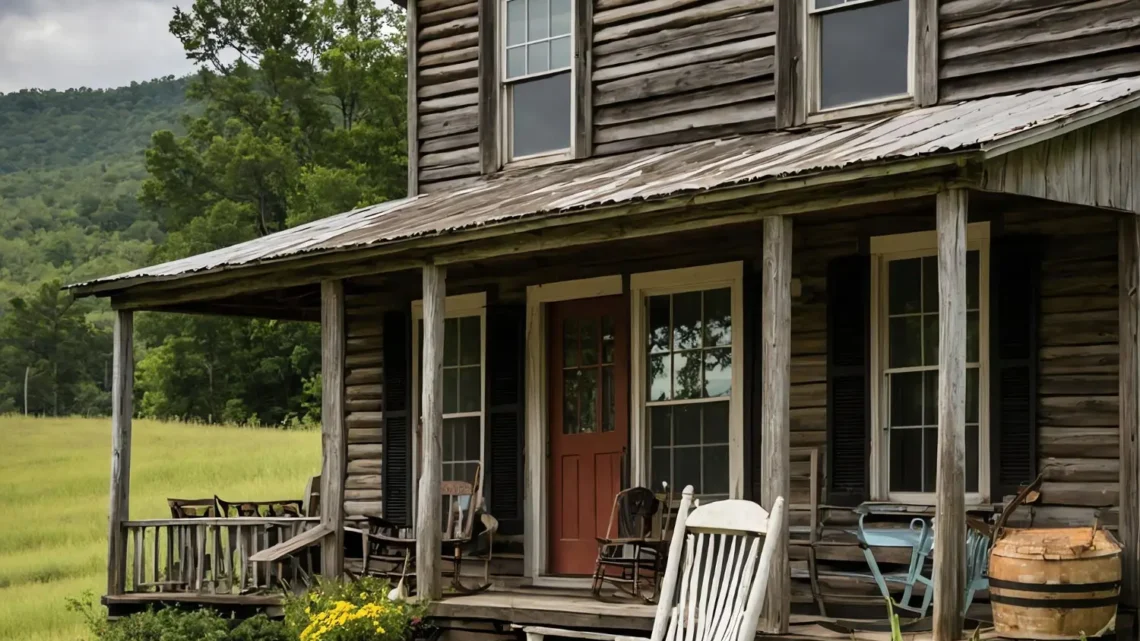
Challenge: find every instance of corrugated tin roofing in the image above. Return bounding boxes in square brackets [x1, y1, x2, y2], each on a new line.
[71, 77, 1140, 294]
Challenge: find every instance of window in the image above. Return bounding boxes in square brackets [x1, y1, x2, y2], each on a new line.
[807, 0, 912, 113]
[871, 227, 989, 502]
[631, 264, 744, 502]
[503, 0, 573, 160]
[412, 295, 486, 486]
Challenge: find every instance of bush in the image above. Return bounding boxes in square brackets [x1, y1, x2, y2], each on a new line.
[284, 577, 425, 641]
[67, 593, 290, 641]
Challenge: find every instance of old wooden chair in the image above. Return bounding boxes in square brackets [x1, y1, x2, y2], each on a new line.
[359, 464, 498, 594]
[591, 483, 673, 602]
[521, 487, 786, 641]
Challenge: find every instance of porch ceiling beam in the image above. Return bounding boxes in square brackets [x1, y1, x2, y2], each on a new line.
[320, 281, 347, 577]
[417, 264, 446, 599]
[759, 216, 792, 635]
[1118, 215, 1140, 607]
[933, 188, 968, 641]
[107, 310, 134, 596]
[109, 169, 965, 313]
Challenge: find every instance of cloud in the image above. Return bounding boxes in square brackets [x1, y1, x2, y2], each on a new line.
[0, 0, 195, 93]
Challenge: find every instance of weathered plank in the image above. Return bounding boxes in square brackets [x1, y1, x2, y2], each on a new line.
[1120, 214, 1140, 606]
[595, 56, 773, 106]
[320, 280, 347, 578]
[417, 265, 446, 598]
[478, 0, 499, 173]
[107, 310, 133, 596]
[407, 0, 420, 197]
[593, 12, 773, 68]
[594, 0, 761, 43]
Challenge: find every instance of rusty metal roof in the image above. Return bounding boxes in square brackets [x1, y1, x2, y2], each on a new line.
[71, 77, 1140, 295]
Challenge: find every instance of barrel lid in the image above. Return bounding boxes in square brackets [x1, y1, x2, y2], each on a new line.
[993, 527, 1121, 560]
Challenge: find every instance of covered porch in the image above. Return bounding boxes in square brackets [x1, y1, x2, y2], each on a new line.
[73, 80, 1140, 640]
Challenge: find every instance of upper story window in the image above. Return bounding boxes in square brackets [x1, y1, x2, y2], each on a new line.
[504, 0, 573, 161]
[807, 0, 913, 115]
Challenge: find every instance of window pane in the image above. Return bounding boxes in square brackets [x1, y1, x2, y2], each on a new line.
[674, 404, 700, 446]
[704, 288, 732, 347]
[890, 371, 923, 427]
[580, 368, 597, 433]
[922, 256, 938, 314]
[703, 401, 729, 444]
[651, 405, 671, 448]
[551, 0, 571, 35]
[443, 367, 459, 414]
[528, 0, 549, 40]
[550, 36, 571, 69]
[507, 46, 526, 78]
[675, 446, 701, 494]
[563, 372, 578, 434]
[444, 317, 459, 366]
[673, 291, 702, 350]
[649, 353, 670, 401]
[819, 0, 910, 109]
[602, 315, 615, 364]
[703, 446, 730, 496]
[527, 41, 549, 74]
[967, 311, 980, 363]
[889, 316, 922, 368]
[966, 423, 979, 493]
[511, 72, 571, 157]
[922, 370, 937, 427]
[889, 428, 923, 492]
[966, 367, 979, 424]
[922, 427, 937, 492]
[580, 318, 598, 366]
[602, 366, 615, 432]
[507, 0, 525, 46]
[652, 447, 671, 491]
[674, 351, 702, 400]
[703, 347, 732, 398]
[967, 251, 980, 310]
[563, 318, 578, 367]
[458, 365, 480, 412]
[459, 316, 481, 366]
[889, 258, 921, 315]
[923, 313, 938, 366]
[649, 295, 670, 353]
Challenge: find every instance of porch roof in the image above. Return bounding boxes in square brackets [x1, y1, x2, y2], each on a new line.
[70, 77, 1140, 298]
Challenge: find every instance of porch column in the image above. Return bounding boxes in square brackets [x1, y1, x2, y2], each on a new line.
[106, 309, 133, 596]
[320, 280, 347, 577]
[417, 264, 446, 599]
[933, 188, 968, 641]
[760, 215, 792, 634]
[1118, 215, 1140, 607]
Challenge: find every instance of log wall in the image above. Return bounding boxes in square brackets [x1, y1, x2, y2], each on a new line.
[344, 289, 385, 520]
[939, 0, 1140, 103]
[591, 0, 777, 156]
[415, 0, 482, 193]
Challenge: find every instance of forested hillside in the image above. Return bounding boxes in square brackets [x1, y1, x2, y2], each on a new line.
[0, 0, 407, 421]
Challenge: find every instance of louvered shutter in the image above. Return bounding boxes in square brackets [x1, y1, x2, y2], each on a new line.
[485, 304, 525, 535]
[989, 235, 1040, 501]
[744, 265, 762, 502]
[382, 309, 413, 527]
[826, 254, 871, 506]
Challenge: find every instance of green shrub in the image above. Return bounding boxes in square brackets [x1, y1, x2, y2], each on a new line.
[284, 577, 425, 641]
[66, 593, 290, 641]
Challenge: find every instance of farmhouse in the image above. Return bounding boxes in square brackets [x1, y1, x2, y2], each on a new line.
[71, 1, 1140, 640]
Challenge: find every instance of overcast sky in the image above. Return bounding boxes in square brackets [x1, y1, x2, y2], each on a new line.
[0, 0, 196, 94]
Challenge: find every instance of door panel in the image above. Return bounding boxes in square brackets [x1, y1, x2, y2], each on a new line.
[548, 295, 629, 576]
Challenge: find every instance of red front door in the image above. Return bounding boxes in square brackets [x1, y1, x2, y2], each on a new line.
[548, 296, 629, 576]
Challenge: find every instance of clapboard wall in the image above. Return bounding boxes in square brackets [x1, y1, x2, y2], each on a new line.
[939, 0, 1140, 102]
[591, 0, 777, 156]
[780, 201, 1121, 526]
[344, 290, 385, 520]
[415, 0, 482, 193]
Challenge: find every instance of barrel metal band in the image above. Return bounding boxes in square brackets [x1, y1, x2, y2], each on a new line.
[988, 578, 1122, 594]
[990, 594, 1120, 610]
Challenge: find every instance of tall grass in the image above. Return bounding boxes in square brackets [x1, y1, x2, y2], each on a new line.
[0, 416, 320, 641]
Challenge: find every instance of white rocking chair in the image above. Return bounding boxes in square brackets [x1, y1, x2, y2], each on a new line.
[520, 486, 786, 641]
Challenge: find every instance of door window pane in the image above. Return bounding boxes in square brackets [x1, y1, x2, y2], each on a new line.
[511, 72, 571, 158]
[818, 0, 910, 109]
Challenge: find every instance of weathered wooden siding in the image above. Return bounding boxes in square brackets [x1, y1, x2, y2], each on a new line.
[415, 0, 482, 193]
[591, 0, 777, 156]
[940, 0, 1140, 103]
[344, 290, 385, 520]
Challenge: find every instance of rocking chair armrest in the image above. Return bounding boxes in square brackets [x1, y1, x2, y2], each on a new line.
[515, 626, 648, 641]
[363, 531, 415, 546]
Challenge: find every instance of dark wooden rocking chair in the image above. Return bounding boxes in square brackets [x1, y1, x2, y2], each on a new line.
[590, 482, 673, 603]
[358, 464, 498, 595]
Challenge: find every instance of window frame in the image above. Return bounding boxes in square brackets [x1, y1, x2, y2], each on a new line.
[869, 224, 991, 505]
[801, 0, 918, 123]
[630, 262, 745, 501]
[410, 292, 488, 500]
[498, 0, 577, 166]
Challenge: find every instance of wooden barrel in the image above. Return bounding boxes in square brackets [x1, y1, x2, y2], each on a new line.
[989, 527, 1121, 639]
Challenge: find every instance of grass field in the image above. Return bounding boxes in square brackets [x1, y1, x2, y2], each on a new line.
[0, 416, 320, 641]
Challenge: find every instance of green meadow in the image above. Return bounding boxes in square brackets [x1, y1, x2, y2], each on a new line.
[0, 416, 320, 641]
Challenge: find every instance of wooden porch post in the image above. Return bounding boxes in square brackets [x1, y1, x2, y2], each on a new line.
[417, 264, 445, 599]
[106, 309, 133, 596]
[320, 280, 347, 577]
[933, 188, 967, 641]
[1119, 215, 1140, 608]
[760, 215, 792, 634]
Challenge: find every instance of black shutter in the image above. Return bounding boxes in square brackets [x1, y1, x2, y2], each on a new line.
[989, 235, 1040, 501]
[826, 254, 871, 506]
[485, 304, 526, 535]
[743, 264, 762, 502]
[382, 309, 413, 527]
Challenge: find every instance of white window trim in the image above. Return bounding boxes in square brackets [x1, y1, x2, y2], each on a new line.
[498, 0, 577, 166]
[869, 223, 990, 505]
[410, 292, 488, 516]
[629, 262, 745, 502]
[802, 0, 917, 124]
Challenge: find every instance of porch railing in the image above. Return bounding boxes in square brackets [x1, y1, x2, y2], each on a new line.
[117, 517, 321, 595]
